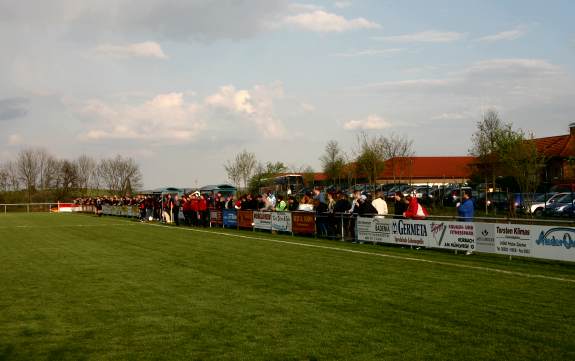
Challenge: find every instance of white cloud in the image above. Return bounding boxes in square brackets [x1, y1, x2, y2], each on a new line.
[331, 48, 403, 57]
[430, 112, 470, 121]
[75, 82, 288, 143]
[8, 134, 23, 145]
[343, 114, 392, 130]
[78, 93, 204, 142]
[94, 41, 167, 59]
[476, 27, 527, 42]
[373, 30, 466, 43]
[284, 10, 380, 32]
[334, 1, 352, 9]
[205, 83, 286, 138]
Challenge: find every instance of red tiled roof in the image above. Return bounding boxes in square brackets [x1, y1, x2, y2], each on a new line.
[532, 135, 572, 157]
[379, 156, 475, 179]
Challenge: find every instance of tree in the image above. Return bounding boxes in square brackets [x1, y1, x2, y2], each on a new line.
[16, 148, 41, 201]
[497, 130, 545, 215]
[224, 161, 241, 189]
[248, 161, 288, 194]
[224, 150, 257, 190]
[301, 165, 315, 187]
[470, 109, 512, 192]
[382, 133, 415, 183]
[56, 160, 79, 197]
[320, 140, 345, 187]
[76, 155, 97, 194]
[97, 155, 142, 195]
[355, 132, 386, 192]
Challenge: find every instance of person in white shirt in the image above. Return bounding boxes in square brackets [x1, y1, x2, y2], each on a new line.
[372, 191, 388, 218]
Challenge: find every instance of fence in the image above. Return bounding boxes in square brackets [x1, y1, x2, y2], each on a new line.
[87, 205, 575, 263]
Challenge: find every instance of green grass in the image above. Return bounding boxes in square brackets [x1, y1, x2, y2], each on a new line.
[1, 214, 575, 360]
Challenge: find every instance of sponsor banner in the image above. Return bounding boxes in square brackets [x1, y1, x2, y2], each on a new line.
[356, 217, 391, 243]
[237, 210, 254, 229]
[428, 221, 475, 251]
[223, 209, 237, 228]
[475, 223, 496, 254]
[389, 219, 431, 247]
[292, 211, 316, 235]
[210, 210, 223, 225]
[532, 225, 575, 262]
[253, 211, 272, 230]
[493, 223, 534, 258]
[272, 212, 292, 232]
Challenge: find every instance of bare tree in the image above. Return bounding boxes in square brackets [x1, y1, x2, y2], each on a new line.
[382, 133, 415, 183]
[58, 160, 79, 194]
[225, 150, 257, 190]
[76, 155, 97, 194]
[36, 149, 57, 190]
[4, 161, 20, 191]
[98, 155, 142, 195]
[0, 164, 8, 192]
[16, 148, 41, 201]
[470, 109, 511, 191]
[320, 140, 345, 187]
[355, 132, 386, 192]
[224, 161, 242, 188]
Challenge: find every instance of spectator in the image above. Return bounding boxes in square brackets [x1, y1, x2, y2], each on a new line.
[457, 189, 474, 222]
[275, 195, 287, 211]
[403, 195, 428, 220]
[372, 191, 388, 218]
[358, 194, 378, 217]
[287, 196, 299, 211]
[172, 195, 181, 226]
[393, 191, 407, 218]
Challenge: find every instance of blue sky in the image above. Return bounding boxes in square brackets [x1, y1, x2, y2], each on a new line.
[1, 0, 574, 188]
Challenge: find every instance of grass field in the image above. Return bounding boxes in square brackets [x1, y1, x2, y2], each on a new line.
[1, 214, 575, 360]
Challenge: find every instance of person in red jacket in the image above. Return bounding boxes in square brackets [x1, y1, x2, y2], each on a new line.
[198, 194, 209, 227]
[403, 195, 429, 220]
[190, 193, 199, 226]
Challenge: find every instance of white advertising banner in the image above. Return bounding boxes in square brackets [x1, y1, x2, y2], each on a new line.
[388, 219, 431, 247]
[272, 212, 292, 232]
[474, 223, 496, 254]
[531, 225, 575, 262]
[428, 221, 475, 251]
[253, 211, 272, 230]
[493, 223, 534, 258]
[356, 217, 391, 243]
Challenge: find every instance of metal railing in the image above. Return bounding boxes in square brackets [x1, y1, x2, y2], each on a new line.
[0, 203, 58, 214]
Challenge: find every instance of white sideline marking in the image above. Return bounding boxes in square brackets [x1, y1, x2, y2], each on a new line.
[145, 222, 575, 284]
[0, 223, 137, 229]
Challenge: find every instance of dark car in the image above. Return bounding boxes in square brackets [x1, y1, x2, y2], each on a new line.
[543, 193, 575, 216]
[476, 192, 522, 212]
[443, 187, 473, 206]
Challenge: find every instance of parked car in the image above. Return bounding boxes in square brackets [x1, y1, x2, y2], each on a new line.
[520, 193, 558, 217]
[443, 187, 473, 206]
[386, 184, 411, 199]
[553, 203, 575, 218]
[476, 192, 509, 211]
[543, 193, 575, 216]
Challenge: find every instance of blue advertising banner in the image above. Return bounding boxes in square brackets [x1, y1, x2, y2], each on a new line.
[223, 209, 237, 227]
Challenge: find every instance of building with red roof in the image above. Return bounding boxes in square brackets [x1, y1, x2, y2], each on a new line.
[377, 156, 475, 185]
[532, 123, 575, 183]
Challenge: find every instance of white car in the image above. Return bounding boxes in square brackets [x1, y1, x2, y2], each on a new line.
[527, 192, 563, 217]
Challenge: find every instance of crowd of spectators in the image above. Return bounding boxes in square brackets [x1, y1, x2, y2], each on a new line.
[74, 188, 432, 235]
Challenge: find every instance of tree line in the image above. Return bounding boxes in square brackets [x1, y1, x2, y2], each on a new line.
[0, 148, 142, 203]
[224, 109, 547, 201]
[224, 132, 415, 193]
